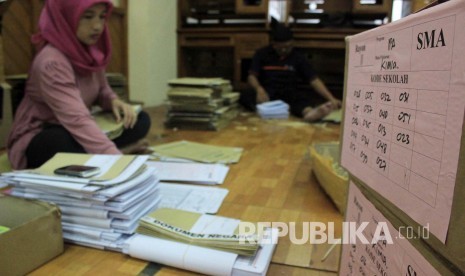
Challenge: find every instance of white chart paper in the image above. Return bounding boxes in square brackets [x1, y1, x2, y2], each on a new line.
[341, 0, 465, 242]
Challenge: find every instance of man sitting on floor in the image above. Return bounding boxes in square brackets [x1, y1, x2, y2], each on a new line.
[243, 22, 341, 122]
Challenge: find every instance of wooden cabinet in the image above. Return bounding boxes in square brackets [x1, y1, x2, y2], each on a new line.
[177, 0, 392, 96]
[178, 32, 235, 83]
[0, 0, 8, 82]
[1, 0, 128, 96]
[352, 0, 393, 18]
[106, 0, 128, 78]
[178, 31, 268, 89]
[236, 0, 269, 14]
[177, 0, 268, 28]
[177, 0, 269, 89]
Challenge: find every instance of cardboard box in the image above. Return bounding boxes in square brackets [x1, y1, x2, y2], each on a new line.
[340, 181, 460, 275]
[350, 174, 465, 273]
[309, 142, 349, 214]
[0, 195, 63, 276]
[339, 0, 465, 272]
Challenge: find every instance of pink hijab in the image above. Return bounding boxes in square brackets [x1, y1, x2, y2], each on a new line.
[32, 0, 113, 74]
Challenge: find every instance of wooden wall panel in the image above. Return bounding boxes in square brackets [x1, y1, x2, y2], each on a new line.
[3, 0, 35, 76]
[2, 0, 127, 78]
[107, 11, 127, 76]
[0, 36, 4, 81]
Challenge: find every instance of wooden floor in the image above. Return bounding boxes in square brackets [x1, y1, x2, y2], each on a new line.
[29, 105, 344, 276]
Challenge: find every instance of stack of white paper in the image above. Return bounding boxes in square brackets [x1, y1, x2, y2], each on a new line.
[256, 100, 289, 119]
[124, 228, 278, 276]
[1, 153, 160, 251]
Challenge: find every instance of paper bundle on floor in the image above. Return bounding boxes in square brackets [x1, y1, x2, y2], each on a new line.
[256, 100, 289, 119]
[127, 207, 278, 275]
[125, 227, 277, 276]
[1, 153, 160, 251]
[136, 208, 260, 256]
[151, 140, 243, 164]
[165, 77, 239, 130]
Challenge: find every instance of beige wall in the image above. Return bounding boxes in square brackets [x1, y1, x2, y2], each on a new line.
[128, 0, 177, 107]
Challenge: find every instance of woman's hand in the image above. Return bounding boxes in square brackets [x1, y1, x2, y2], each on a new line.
[111, 98, 137, 129]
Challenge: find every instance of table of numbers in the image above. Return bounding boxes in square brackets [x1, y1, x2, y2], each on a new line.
[345, 80, 447, 207]
[341, 2, 465, 243]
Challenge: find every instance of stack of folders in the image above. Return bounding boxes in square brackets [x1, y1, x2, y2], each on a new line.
[137, 208, 260, 256]
[165, 77, 240, 130]
[126, 208, 278, 276]
[151, 140, 243, 164]
[93, 104, 143, 140]
[256, 100, 290, 119]
[1, 153, 160, 251]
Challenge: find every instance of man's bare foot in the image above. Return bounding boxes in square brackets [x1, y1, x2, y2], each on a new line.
[302, 107, 313, 116]
[121, 139, 153, 154]
[303, 102, 333, 122]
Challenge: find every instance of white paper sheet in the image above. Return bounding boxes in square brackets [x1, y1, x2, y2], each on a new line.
[158, 183, 229, 214]
[146, 161, 229, 185]
[232, 228, 278, 276]
[190, 214, 239, 235]
[256, 100, 290, 119]
[59, 205, 109, 219]
[109, 194, 160, 220]
[61, 222, 122, 241]
[340, 182, 441, 275]
[124, 234, 237, 276]
[340, 0, 465, 242]
[64, 232, 128, 251]
[97, 167, 158, 198]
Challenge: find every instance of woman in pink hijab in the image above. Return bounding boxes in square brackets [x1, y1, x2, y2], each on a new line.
[7, 0, 151, 169]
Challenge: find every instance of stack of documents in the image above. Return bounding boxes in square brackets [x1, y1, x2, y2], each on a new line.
[1, 153, 160, 251]
[124, 228, 278, 276]
[137, 208, 260, 256]
[129, 208, 278, 275]
[165, 77, 240, 130]
[256, 100, 290, 119]
[151, 140, 243, 164]
[93, 104, 143, 139]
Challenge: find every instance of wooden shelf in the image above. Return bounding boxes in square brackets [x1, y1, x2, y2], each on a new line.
[2, 0, 128, 98]
[177, 0, 388, 94]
